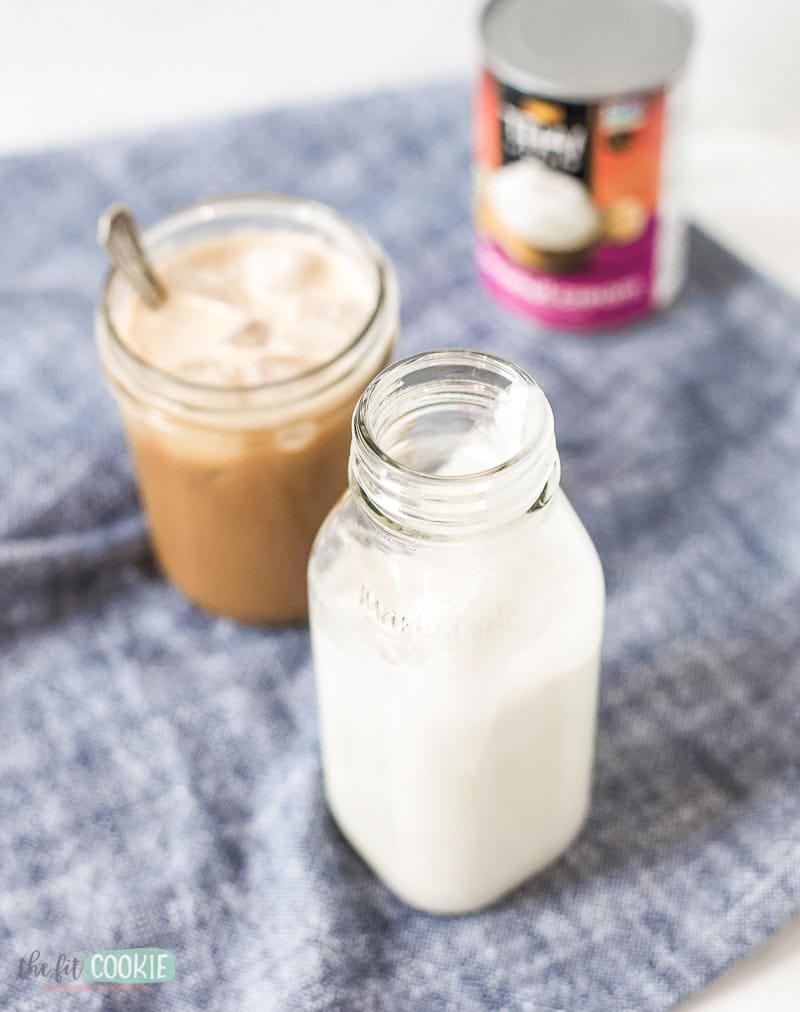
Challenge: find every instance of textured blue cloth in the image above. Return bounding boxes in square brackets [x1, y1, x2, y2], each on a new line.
[2, 81, 800, 1012]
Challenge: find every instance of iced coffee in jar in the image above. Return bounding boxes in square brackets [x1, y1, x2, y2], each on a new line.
[96, 195, 398, 623]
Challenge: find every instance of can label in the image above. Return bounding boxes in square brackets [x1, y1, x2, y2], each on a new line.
[474, 70, 684, 330]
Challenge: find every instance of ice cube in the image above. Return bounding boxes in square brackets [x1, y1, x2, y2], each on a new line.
[275, 420, 318, 452]
[173, 357, 228, 385]
[239, 242, 327, 301]
[289, 295, 369, 356]
[249, 351, 314, 384]
[166, 264, 242, 314]
[223, 319, 272, 349]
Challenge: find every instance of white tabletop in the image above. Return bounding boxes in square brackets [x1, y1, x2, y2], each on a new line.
[3, 1, 799, 1006]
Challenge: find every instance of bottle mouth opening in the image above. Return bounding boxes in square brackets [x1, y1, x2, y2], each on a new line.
[350, 349, 560, 539]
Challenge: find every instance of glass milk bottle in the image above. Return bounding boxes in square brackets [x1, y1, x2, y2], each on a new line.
[308, 349, 605, 914]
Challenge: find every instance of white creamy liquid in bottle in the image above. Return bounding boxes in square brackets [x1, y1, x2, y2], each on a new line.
[308, 351, 605, 914]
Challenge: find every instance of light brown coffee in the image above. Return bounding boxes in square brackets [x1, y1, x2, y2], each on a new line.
[121, 389, 361, 623]
[99, 209, 396, 624]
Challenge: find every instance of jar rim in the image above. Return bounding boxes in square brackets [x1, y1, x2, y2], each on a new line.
[97, 193, 395, 414]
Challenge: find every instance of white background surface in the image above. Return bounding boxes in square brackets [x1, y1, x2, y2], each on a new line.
[2, 1, 799, 1008]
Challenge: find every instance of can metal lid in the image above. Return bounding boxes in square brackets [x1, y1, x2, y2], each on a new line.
[480, 0, 693, 101]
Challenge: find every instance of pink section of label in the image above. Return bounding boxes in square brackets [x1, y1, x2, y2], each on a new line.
[477, 218, 658, 331]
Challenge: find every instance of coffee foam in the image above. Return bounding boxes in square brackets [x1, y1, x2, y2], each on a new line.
[120, 229, 376, 387]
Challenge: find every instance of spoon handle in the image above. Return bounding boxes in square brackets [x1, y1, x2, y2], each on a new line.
[97, 204, 167, 309]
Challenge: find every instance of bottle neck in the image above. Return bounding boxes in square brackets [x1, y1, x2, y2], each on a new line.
[349, 350, 561, 543]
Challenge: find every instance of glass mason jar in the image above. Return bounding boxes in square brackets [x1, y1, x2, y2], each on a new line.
[308, 349, 605, 914]
[96, 195, 398, 624]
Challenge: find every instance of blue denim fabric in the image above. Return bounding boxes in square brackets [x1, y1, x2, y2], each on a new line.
[1, 82, 799, 1011]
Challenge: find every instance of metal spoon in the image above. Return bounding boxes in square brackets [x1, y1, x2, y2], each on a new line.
[97, 204, 167, 309]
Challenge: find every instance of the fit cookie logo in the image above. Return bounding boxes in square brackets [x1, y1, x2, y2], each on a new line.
[17, 948, 175, 991]
[500, 101, 588, 173]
